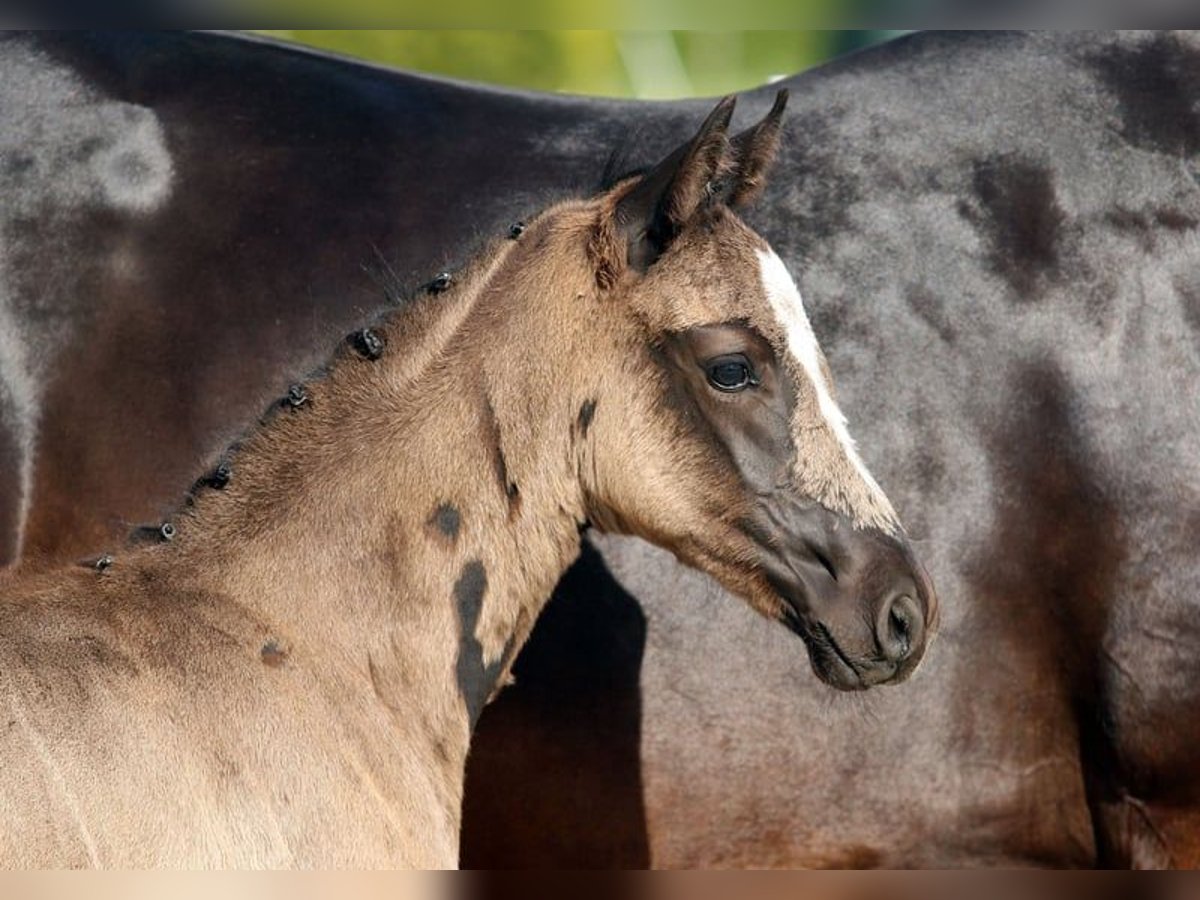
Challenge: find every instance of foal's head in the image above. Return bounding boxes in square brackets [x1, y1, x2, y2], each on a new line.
[560, 95, 936, 689]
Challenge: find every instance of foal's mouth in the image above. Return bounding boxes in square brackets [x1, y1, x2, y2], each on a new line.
[777, 592, 922, 692]
[779, 603, 871, 692]
[735, 531, 881, 692]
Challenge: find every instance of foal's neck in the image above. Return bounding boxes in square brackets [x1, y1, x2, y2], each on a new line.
[165, 211, 600, 741]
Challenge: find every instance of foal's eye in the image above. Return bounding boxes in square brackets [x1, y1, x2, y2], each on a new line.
[705, 356, 757, 392]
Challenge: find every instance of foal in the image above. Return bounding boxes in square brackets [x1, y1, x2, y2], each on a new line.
[0, 95, 934, 867]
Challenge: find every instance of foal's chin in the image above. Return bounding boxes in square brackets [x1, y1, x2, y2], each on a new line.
[695, 561, 887, 693]
[773, 602, 906, 693]
[772, 595, 875, 692]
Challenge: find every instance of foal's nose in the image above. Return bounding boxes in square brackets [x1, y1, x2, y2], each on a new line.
[876, 590, 924, 667]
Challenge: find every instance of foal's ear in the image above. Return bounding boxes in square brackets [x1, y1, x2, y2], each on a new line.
[725, 89, 788, 208]
[612, 96, 736, 273]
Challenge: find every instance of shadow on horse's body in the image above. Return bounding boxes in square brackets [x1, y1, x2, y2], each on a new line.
[1, 30, 1198, 866]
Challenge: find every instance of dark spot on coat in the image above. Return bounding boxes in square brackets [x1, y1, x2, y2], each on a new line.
[577, 399, 598, 438]
[3, 153, 35, 180]
[1154, 208, 1198, 231]
[904, 284, 957, 345]
[429, 503, 461, 540]
[433, 737, 453, 764]
[1182, 285, 1200, 335]
[1175, 277, 1200, 356]
[968, 155, 1065, 300]
[1106, 208, 1152, 234]
[492, 440, 520, 516]
[1105, 206, 1198, 250]
[454, 560, 501, 727]
[481, 391, 521, 519]
[260, 640, 289, 668]
[1089, 34, 1200, 157]
[491, 441, 508, 495]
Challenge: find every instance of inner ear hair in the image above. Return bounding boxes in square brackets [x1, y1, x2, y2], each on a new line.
[594, 96, 738, 282]
[651, 104, 736, 236]
[588, 205, 627, 291]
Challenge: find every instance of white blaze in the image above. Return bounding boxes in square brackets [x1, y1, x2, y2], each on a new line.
[755, 247, 896, 525]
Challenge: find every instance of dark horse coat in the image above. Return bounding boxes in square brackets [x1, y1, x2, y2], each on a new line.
[1, 31, 1197, 867]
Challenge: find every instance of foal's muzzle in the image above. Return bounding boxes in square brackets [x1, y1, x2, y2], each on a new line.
[753, 501, 937, 691]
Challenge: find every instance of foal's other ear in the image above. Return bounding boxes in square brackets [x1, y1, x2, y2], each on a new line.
[725, 89, 789, 208]
[612, 95, 736, 273]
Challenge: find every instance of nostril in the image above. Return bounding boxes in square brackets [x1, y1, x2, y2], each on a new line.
[878, 593, 921, 664]
[888, 602, 911, 651]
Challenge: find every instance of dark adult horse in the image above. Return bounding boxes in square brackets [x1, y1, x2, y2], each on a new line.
[1, 31, 1197, 867]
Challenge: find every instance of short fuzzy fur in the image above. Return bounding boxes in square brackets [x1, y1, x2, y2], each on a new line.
[0, 95, 911, 867]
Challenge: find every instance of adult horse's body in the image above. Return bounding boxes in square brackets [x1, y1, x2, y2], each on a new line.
[1, 31, 1197, 867]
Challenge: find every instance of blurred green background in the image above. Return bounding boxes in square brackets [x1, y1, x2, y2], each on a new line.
[258, 31, 899, 99]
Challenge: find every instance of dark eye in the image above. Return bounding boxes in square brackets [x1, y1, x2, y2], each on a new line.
[706, 356, 757, 392]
